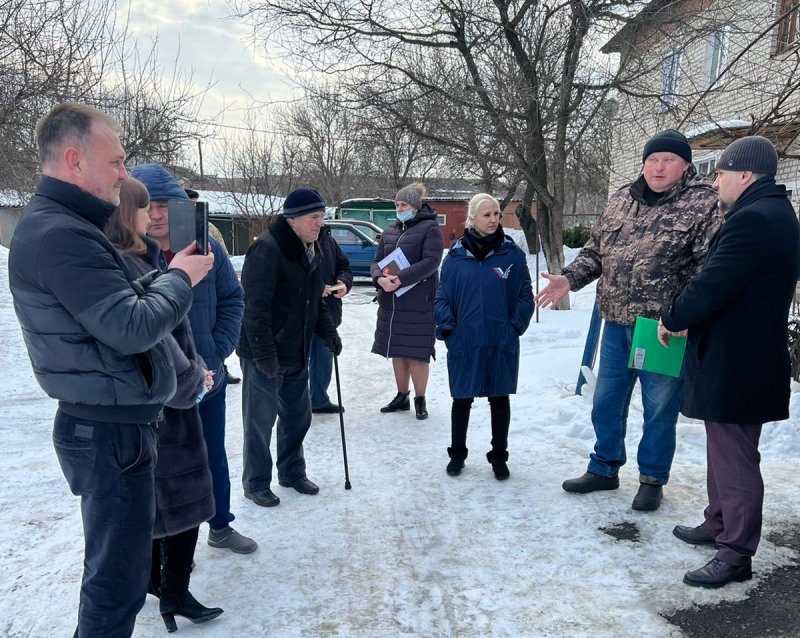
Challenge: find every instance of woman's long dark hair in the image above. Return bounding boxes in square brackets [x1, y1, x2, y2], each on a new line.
[105, 177, 149, 255]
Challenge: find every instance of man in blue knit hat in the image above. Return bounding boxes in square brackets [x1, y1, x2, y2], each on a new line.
[130, 163, 257, 555]
[238, 187, 341, 507]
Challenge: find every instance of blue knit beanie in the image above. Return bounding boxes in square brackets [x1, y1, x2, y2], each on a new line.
[283, 188, 325, 217]
[129, 163, 188, 201]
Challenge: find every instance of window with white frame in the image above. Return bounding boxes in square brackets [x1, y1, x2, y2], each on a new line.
[703, 27, 728, 88]
[693, 152, 719, 177]
[658, 50, 681, 112]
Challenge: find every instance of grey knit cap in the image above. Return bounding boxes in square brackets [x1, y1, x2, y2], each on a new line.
[395, 183, 426, 211]
[718, 135, 778, 177]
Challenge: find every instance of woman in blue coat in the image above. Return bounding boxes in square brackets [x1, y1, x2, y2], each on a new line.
[434, 193, 534, 479]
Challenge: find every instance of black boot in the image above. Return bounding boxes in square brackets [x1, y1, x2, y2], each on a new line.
[446, 447, 468, 476]
[486, 449, 510, 481]
[414, 396, 428, 420]
[380, 392, 410, 413]
[159, 591, 224, 632]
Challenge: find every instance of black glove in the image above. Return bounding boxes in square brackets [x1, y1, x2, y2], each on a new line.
[326, 333, 343, 357]
[254, 357, 279, 379]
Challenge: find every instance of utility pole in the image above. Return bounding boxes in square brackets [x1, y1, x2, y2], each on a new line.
[198, 139, 204, 181]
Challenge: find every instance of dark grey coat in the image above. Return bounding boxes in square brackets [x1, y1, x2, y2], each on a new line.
[121, 241, 214, 539]
[370, 204, 444, 362]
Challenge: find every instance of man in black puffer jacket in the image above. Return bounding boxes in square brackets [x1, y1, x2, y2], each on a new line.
[238, 188, 340, 507]
[8, 102, 213, 638]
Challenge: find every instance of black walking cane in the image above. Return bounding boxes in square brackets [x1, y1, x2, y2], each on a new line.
[332, 352, 352, 490]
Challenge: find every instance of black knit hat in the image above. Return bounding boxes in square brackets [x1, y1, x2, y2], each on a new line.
[717, 135, 778, 177]
[642, 129, 692, 163]
[283, 188, 325, 217]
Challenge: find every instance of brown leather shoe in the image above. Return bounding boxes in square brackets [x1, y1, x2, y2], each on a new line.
[683, 558, 752, 588]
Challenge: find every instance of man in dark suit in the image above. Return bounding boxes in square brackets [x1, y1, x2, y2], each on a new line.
[660, 136, 800, 588]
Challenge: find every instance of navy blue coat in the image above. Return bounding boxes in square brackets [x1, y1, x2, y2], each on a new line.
[435, 235, 534, 398]
[158, 236, 243, 398]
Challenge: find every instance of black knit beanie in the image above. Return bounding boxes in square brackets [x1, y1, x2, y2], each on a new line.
[717, 136, 778, 177]
[283, 188, 326, 217]
[642, 129, 692, 163]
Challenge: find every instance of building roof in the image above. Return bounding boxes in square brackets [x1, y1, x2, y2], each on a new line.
[685, 119, 800, 152]
[602, 0, 688, 54]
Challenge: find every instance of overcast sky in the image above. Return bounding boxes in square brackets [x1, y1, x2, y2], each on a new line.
[121, 0, 297, 167]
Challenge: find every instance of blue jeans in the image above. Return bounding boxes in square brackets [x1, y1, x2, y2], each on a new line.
[309, 333, 333, 409]
[241, 360, 312, 492]
[587, 321, 683, 485]
[54, 410, 158, 638]
[198, 378, 235, 531]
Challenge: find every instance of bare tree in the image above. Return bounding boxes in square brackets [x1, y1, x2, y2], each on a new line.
[0, 0, 213, 192]
[230, 0, 643, 307]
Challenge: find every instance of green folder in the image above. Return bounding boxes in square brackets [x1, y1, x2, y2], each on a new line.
[627, 316, 686, 378]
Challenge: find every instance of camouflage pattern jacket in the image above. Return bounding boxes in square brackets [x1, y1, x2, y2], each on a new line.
[563, 171, 721, 326]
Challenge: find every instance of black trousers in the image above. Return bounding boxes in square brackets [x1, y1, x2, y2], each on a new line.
[54, 410, 158, 638]
[150, 527, 200, 600]
[450, 395, 510, 453]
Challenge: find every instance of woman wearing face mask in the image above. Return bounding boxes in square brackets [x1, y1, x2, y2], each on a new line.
[371, 182, 445, 419]
[434, 193, 534, 479]
[105, 178, 223, 633]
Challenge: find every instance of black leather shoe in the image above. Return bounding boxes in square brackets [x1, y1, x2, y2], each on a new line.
[562, 471, 619, 494]
[381, 392, 410, 413]
[673, 524, 718, 548]
[414, 396, 428, 420]
[683, 558, 752, 588]
[312, 403, 344, 414]
[279, 476, 320, 495]
[244, 489, 280, 507]
[631, 483, 662, 511]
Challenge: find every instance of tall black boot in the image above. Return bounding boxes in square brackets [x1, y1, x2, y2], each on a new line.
[148, 539, 162, 598]
[160, 591, 224, 632]
[159, 527, 223, 632]
[414, 396, 428, 420]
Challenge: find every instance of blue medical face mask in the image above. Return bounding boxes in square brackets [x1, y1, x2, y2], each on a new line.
[396, 210, 414, 222]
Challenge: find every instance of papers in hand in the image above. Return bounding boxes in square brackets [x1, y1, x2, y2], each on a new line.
[627, 316, 686, 378]
[377, 247, 417, 297]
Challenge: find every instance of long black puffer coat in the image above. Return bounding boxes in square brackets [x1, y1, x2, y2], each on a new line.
[370, 204, 444, 362]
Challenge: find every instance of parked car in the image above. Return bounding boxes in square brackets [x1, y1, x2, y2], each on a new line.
[325, 220, 378, 277]
[337, 218, 383, 242]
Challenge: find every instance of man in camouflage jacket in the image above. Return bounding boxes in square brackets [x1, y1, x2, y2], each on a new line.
[535, 130, 721, 511]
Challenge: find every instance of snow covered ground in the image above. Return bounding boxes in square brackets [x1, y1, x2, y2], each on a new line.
[2, 240, 800, 637]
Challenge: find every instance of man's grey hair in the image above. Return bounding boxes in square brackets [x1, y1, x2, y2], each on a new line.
[35, 102, 120, 167]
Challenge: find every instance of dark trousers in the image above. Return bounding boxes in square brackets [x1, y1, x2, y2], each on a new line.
[703, 420, 764, 567]
[309, 333, 333, 409]
[241, 359, 312, 492]
[150, 527, 199, 600]
[54, 410, 158, 638]
[198, 380, 234, 531]
[450, 395, 510, 453]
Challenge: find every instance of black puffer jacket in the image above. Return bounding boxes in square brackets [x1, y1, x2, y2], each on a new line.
[120, 240, 215, 538]
[237, 215, 337, 368]
[8, 176, 193, 423]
